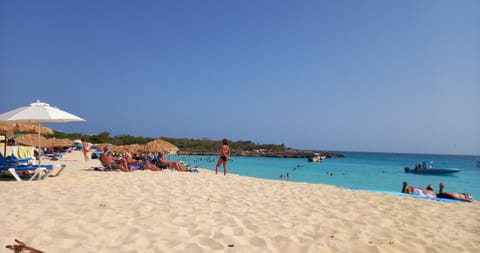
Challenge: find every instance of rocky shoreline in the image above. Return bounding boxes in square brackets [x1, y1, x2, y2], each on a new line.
[178, 148, 345, 159]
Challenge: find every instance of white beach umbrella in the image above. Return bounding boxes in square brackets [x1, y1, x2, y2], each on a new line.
[0, 100, 86, 165]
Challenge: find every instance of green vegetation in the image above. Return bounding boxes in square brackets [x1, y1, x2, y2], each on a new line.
[47, 131, 345, 158]
[49, 131, 288, 151]
[49, 131, 154, 145]
[161, 137, 287, 152]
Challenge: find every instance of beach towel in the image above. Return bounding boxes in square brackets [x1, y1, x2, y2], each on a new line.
[366, 189, 466, 203]
[18, 146, 34, 159]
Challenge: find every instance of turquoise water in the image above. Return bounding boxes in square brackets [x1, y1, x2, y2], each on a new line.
[167, 152, 480, 198]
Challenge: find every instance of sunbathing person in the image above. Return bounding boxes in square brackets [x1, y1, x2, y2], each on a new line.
[123, 153, 141, 166]
[124, 153, 165, 171]
[436, 182, 475, 202]
[401, 181, 436, 197]
[157, 152, 185, 172]
[100, 146, 130, 172]
[139, 159, 166, 171]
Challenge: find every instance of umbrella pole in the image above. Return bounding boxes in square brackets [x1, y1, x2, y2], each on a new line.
[38, 122, 41, 166]
[3, 133, 7, 157]
[2, 134, 5, 156]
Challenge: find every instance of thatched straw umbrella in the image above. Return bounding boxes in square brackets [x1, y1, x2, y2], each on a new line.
[141, 139, 179, 154]
[43, 138, 73, 148]
[15, 134, 72, 148]
[0, 123, 54, 155]
[95, 143, 110, 151]
[110, 144, 143, 154]
[0, 122, 53, 135]
[94, 143, 140, 154]
[95, 139, 178, 155]
[15, 134, 49, 147]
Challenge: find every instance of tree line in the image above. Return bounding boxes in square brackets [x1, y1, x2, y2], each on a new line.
[50, 131, 288, 152]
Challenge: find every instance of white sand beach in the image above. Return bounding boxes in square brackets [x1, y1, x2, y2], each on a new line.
[1, 150, 479, 253]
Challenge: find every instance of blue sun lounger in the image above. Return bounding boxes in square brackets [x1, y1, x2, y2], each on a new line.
[5, 154, 33, 165]
[0, 153, 66, 181]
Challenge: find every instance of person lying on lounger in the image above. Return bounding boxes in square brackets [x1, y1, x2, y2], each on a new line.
[100, 146, 130, 172]
[123, 153, 165, 171]
[436, 182, 475, 202]
[401, 181, 436, 197]
[157, 152, 185, 172]
[139, 159, 166, 171]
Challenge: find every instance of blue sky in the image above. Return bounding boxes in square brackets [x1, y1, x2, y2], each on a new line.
[1, 0, 479, 155]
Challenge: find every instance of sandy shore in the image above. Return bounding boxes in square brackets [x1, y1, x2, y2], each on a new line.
[0, 150, 479, 253]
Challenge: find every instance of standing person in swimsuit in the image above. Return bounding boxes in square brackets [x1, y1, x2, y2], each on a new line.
[215, 139, 231, 175]
[81, 138, 91, 162]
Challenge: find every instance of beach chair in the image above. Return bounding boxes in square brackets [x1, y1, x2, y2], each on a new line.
[0, 153, 66, 181]
[6, 154, 34, 165]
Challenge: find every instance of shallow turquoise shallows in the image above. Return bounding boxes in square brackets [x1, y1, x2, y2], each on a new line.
[167, 152, 480, 198]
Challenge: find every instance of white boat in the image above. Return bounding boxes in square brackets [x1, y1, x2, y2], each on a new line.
[308, 153, 326, 162]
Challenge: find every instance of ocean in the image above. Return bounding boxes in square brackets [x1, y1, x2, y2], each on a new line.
[168, 152, 480, 198]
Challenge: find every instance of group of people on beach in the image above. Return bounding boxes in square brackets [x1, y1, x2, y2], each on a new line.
[401, 181, 474, 202]
[96, 138, 232, 175]
[99, 146, 186, 172]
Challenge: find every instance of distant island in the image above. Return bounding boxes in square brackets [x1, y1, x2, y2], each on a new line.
[50, 131, 344, 159]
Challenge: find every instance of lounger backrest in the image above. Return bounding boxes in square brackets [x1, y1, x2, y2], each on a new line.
[0, 153, 9, 166]
[151, 156, 159, 166]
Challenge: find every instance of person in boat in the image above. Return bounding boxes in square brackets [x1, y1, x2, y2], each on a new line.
[436, 182, 475, 202]
[401, 181, 436, 197]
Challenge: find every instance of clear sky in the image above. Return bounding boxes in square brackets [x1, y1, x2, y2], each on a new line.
[1, 0, 479, 155]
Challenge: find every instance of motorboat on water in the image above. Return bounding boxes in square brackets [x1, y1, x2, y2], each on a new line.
[308, 153, 326, 163]
[404, 161, 460, 175]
